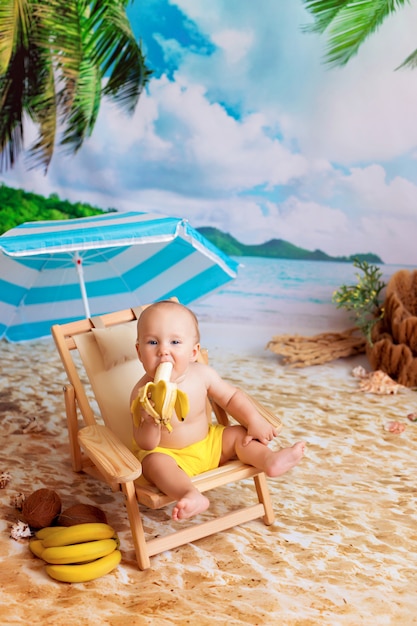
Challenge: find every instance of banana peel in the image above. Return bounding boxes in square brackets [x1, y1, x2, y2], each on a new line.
[131, 362, 189, 432]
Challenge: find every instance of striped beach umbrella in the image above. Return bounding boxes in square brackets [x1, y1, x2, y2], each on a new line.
[0, 211, 239, 342]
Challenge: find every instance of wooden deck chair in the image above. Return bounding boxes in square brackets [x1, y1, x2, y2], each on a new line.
[51, 305, 282, 570]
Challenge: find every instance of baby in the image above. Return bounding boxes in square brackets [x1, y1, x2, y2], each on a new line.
[130, 300, 305, 521]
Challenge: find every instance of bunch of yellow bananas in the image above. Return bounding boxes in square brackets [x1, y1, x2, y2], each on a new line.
[131, 361, 189, 432]
[29, 522, 121, 583]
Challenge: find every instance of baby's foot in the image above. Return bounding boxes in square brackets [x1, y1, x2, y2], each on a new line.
[265, 441, 305, 477]
[172, 490, 210, 521]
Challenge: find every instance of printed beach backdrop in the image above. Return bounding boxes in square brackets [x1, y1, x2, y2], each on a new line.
[1, 2, 417, 625]
[2, 2, 417, 270]
[191, 258, 411, 329]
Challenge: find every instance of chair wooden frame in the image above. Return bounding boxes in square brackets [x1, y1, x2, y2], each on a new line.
[51, 306, 282, 570]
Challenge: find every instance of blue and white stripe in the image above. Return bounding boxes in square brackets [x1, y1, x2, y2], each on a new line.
[0, 211, 239, 341]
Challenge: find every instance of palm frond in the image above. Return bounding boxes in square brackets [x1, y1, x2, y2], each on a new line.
[85, 0, 152, 112]
[35, 0, 84, 79]
[59, 58, 102, 152]
[0, 0, 18, 72]
[0, 63, 25, 171]
[25, 51, 57, 172]
[0, 0, 36, 171]
[303, 0, 411, 66]
[303, 0, 353, 34]
[0, 0, 151, 171]
[397, 47, 417, 69]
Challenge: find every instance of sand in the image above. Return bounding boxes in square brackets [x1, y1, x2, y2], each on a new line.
[1, 320, 417, 626]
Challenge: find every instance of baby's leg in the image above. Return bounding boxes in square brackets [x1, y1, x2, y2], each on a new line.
[141, 453, 209, 521]
[221, 426, 305, 477]
[261, 441, 305, 477]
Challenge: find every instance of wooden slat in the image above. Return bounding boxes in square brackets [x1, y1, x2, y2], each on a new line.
[135, 461, 262, 509]
[52, 324, 96, 427]
[63, 385, 83, 472]
[146, 504, 266, 557]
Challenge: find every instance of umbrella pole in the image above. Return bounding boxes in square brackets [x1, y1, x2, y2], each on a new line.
[74, 252, 91, 318]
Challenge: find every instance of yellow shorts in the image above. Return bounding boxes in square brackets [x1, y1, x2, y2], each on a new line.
[133, 424, 226, 477]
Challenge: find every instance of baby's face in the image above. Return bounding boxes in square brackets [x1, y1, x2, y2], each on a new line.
[136, 305, 199, 380]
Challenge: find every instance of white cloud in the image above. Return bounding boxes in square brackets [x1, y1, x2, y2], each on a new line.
[173, 0, 417, 166]
[169, 0, 318, 121]
[88, 91, 171, 159]
[211, 29, 254, 64]
[297, 65, 417, 163]
[153, 33, 187, 68]
[91, 74, 309, 193]
[341, 165, 417, 218]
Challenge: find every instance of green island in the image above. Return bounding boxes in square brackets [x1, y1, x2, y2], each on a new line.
[0, 184, 382, 264]
[0, 184, 114, 234]
[198, 227, 382, 264]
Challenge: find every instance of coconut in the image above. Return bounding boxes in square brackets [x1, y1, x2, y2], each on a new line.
[21, 488, 62, 529]
[58, 503, 108, 526]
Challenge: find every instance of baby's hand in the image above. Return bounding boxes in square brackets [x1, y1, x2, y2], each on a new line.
[242, 422, 280, 447]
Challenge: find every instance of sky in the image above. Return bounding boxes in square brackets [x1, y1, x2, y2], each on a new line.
[2, 0, 417, 264]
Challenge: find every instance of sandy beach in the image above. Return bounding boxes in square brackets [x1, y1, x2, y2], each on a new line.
[1, 318, 417, 626]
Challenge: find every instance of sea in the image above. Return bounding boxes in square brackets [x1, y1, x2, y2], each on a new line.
[191, 257, 413, 333]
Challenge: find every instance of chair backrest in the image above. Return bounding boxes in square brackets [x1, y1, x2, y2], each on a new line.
[72, 318, 221, 450]
[74, 320, 144, 450]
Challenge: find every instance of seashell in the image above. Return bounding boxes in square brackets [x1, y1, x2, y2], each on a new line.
[0, 471, 11, 489]
[10, 520, 32, 540]
[10, 492, 26, 510]
[352, 365, 368, 379]
[383, 421, 406, 434]
[353, 368, 404, 394]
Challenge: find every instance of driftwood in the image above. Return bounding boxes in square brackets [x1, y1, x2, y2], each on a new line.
[266, 328, 366, 367]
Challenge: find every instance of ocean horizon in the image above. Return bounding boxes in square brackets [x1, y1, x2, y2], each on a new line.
[191, 256, 412, 333]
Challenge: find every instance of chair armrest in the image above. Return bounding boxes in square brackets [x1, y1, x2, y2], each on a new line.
[242, 390, 283, 432]
[78, 424, 142, 484]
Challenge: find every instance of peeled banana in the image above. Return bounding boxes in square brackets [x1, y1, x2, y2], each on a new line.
[41, 522, 116, 548]
[45, 549, 122, 583]
[131, 361, 189, 432]
[29, 522, 121, 583]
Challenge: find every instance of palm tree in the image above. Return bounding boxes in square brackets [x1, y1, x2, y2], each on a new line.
[303, 0, 416, 68]
[0, 0, 151, 172]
